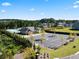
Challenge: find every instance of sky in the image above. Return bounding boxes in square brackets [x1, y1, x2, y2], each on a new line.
[0, 0, 79, 20]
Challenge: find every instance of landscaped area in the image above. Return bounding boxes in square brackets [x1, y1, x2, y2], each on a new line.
[0, 19, 79, 59]
[4, 26, 79, 59]
[45, 27, 79, 34]
[0, 30, 36, 59]
[40, 38, 79, 59]
[1, 0, 79, 59]
[0, 32, 22, 59]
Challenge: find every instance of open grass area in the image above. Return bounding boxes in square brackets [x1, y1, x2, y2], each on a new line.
[40, 38, 79, 59]
[54, 28, 79, 33]
[45, 27, 79, 34]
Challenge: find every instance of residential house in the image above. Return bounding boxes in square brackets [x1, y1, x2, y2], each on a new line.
[19, 27, 35, 35]
[72, 21, 79, 30]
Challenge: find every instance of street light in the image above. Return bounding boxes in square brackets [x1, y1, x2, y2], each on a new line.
[0, 52, 2, 56]
[35, 44, 41, 59]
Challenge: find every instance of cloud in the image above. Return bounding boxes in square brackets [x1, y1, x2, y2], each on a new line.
[73, 5, 79, 8]
[29, 8, 35, 12]
[1, 10, 6, 13]
[74, 1, 79, 4]
[1, 2, 11, 7]
[73, 1, 79, 8]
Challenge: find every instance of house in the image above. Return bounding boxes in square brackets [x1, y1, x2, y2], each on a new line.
[19, 27, 36, 35]
[58, 22, 64, 27]
[64, 23, 73, 28]
[42, 23, 48, 28]
[56, 22, 65, 29]
[27, 27, 35, 32]
[72, 21, 79, 30]
[19, 27, 31, 35]
[42, 23, 55, 28]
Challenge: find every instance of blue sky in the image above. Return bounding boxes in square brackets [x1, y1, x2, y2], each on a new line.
[0, 0, 79, 20]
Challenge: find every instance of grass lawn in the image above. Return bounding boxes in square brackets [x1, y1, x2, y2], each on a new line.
[45, 27, 79, 34]
[54, 28, 79, 33]
[40, 38, 79, 59]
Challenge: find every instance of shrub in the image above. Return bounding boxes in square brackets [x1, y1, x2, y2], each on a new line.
[23, 48, 35, 59]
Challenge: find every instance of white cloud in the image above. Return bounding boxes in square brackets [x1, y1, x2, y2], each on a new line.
[29, 8, 35, 12]
[1, 2, 11, 6]
[73, 5, 79, 8]
[1, 10, 6, 13]
[73, 1, 79, 8]
[74, 1, 79, 4]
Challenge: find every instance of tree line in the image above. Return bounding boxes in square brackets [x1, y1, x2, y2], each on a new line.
[0, 18, 78, 29]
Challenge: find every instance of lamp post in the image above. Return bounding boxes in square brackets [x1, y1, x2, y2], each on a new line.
[36, 53, 39, 59]
[35, 44, 40, 59]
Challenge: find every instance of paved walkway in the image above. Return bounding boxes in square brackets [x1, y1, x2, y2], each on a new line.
[14, 53, 24, 59]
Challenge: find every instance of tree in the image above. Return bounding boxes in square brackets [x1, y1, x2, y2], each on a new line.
[40, 18, 55, 23]
[23, 48, 35, 59]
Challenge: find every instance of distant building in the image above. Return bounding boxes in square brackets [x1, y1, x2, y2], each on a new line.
[64, 23, 73, 28]
[57, 22, 73, 28]
[72, 21, 79, 30]
[19, 27, 31, 35]
[19, 27, 35, 35]
[42, 23, 55, 28]
[56, 22, 65, 29]
[58, 22, 64, 27]
[6, 27, 36, 35]
[27, 27, 35, 32]
[42, 23, 48, 28]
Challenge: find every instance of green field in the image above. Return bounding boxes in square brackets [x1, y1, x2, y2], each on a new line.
[40, 38, 79, 59]
[45, 27, 79, 34]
